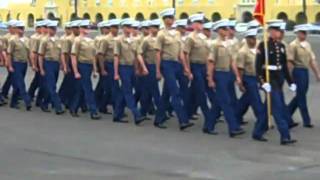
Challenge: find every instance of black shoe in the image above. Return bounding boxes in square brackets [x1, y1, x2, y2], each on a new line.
[229, 129, 246, 138]
[148, 108, 156, 115]
[168, 112, 174, 117]
[70, 111, 79, 117]
[240, 121, 249, 125]
[135, 116, 146, 126]
[26, 105, 32, 111]
[91, 113, 101, 120]
[81, 107, 88, 113]
[56, 110, 65, 115]
[281, 139, 297, 145]
[0, 101, 7, 106]
[10, 105, 20, 109]
[41, 107, 51, 113]
[217, 119, 224, 123]
[190, 115, 198, 121]
[289, 122, 299, 129]
[99, 109, 112, 115]
[202, 129, 218, 135]
[180, 122, 194, 131]
[252, 136, 268, 142]
[304, 124, 314, 128]
[113, 118, 129, 123]
[154, 122, 167, 129]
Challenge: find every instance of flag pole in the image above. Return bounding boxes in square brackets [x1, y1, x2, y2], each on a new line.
[262, 4, 273, 129]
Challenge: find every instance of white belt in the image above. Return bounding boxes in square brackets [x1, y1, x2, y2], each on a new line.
[263, 65, 282, 71]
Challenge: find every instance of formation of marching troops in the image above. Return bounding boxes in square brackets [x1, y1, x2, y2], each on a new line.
[0, 8, 320, 145]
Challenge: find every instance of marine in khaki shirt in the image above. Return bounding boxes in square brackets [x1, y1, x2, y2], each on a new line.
[228, 37, 240, 60]
[71, 36, 95, 64]
[183, 31, 210, 64]
[137, 35, 158, 64]
[7, 35, 30, 62]
[236, 41, 259, 76]
[97, 33, 117, 63]
[287, 39, 316, 69]
[114, 35, 139, 66]
[30, 33, 43, 53]
[208, 37, 233, 71]
[62, 34, 76, 55]
[0, 40, 4, 66]
[1, 33, 14, 51]
[155, 28, 181, 61]
[38, 35, 61, 61]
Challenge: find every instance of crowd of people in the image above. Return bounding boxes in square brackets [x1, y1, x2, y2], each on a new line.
[0, 8, 320, 146]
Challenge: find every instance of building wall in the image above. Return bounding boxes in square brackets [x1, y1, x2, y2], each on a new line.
[0, 0, 319, 27]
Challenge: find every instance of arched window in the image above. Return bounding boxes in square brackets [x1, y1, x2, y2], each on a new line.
[6, 13, 11, 21]
[95, 13, 103, 23]
[150, 13, 158, 20]
[211, 12, 221, 22]
[70, 13, 77, 21]
[135, 13, 144, 21]
[296, 12, 308, 24]
[121, 13, 130, 19]
[16, 13, 21, 20]
[27, 14, 35, 27]
[316, 12, 320, 23]
[242, 11, 253, 23]
[277, 12, 288, 21]
[180, 12, 188, 19]
[48, 12, 55, 20]
[83, 13, 91, 20]
[108, 13, 116, 20]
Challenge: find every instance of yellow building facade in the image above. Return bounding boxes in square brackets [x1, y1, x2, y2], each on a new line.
[0, 0, 319, 27]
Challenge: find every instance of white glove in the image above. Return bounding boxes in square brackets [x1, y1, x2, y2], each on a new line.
[262, 83, 272, 93]
[289, 83, 297, 92]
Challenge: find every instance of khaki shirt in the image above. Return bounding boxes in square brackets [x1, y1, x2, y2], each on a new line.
[94, 34, 105, 50]
[62, 34, 75, 54]
[114, 35, 139, 65]
[133, 34, 144, 47]
[0, 40, 3, 52]
[236, 42, 259, 76]
[30, 33, 44, 53]
[287, 39, 316, 69]
[138, 35, 158, 64]
[156, 28, 181, 61]
[228, 37, 240, 60]
[97, 33, 117, 62]
[7, 35, 30, 62]
[1, 33, 13, 50]
[38, 35, 61, 61]
[208, 37, 232, 71]
[184, 32, 210, 64]
[71, 36, 95, 64]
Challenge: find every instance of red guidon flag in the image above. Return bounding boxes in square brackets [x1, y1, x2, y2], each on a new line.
[253, 0, 265, 25]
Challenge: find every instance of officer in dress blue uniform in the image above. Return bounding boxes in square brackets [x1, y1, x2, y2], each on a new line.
[37, 20, 64, 115]
[153, 8, 194, 130]
[255, 20, 297, 145]
[70, 20, 101, 120]
[287, 24, 320, 128]
[6, 20, 32, 111]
